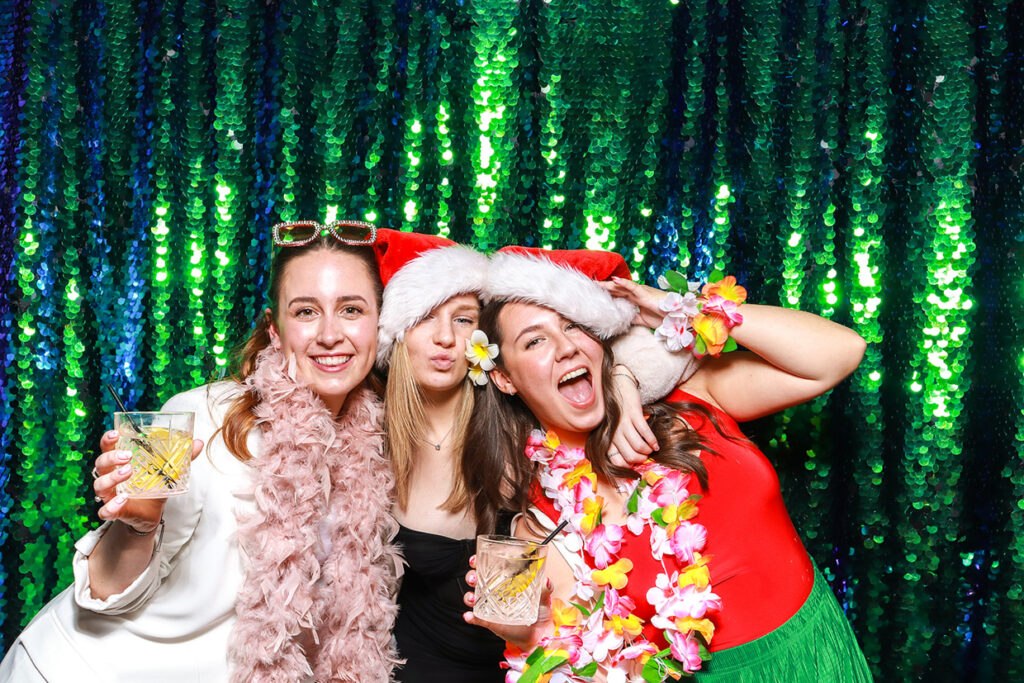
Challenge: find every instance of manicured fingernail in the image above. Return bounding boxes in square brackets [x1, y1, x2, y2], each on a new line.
[113, 495, 127, 505]
[463, 612, 472, 622]
[105, 430, 119, 439]
[117, 464, 132, 475]
[116, 450, 132, 462]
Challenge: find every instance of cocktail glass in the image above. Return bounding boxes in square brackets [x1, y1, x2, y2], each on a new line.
[473, 534, 548, 626]
[114, 411, 195, 498]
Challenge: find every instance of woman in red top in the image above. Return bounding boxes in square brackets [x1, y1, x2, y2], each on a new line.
[462, 247, 872, 682]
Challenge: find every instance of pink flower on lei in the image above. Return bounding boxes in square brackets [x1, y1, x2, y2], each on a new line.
[585, 522, 624, 569]
[669, 520, 708, 564]
[648, 470, 692, 507]
[667, 632, 704, 673]
[702, 294, 744, 325]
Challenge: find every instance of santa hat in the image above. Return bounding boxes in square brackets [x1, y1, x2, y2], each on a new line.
[484, 246, 637, 339]
[374, 229, 489, 368]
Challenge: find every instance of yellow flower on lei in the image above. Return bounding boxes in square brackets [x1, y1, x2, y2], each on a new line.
[676, 616, 715, 643]
[605, 612, 644, 639]
[580, 495, 604, 534]
[678, 553, 711, 589]
[550, 598, 581, 635]
[564, 460, 597, 489]
[691, 311, 730, 356]
[592, 557, 633, 590]
[661, 499, 700, 535]
[539, 430, 561, 450]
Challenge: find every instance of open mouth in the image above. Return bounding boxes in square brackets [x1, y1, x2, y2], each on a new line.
[312, 355, 352, 370]
[557, 367, 595, 406]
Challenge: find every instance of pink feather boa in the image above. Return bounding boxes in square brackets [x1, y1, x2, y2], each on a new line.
[228, 347, 402, 682]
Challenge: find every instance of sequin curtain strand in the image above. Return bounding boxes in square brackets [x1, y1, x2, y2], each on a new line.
[0, 1, 1020, 679]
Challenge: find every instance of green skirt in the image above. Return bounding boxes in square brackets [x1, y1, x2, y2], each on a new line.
[695, 565, 873, 682]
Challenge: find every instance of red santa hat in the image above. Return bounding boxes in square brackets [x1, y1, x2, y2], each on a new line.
[484, 246, 637, 339]
[373, 229, 489, 368]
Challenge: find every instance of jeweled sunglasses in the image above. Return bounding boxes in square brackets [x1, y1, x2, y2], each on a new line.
[272, 220, 377, 247]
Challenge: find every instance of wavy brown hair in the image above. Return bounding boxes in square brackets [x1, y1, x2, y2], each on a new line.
[464, 299, 735, 536]
[218, 237, 383, 462]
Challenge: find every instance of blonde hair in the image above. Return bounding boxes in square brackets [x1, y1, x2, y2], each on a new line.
[384, 341, 474, 512]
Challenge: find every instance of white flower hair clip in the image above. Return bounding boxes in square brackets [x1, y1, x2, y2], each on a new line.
[465, 330, 499, 386]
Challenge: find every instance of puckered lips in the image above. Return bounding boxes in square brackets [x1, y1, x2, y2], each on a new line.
[429, 353, 455, 371]
[311, 354, 354, 372]
[557, 366, 596, 408]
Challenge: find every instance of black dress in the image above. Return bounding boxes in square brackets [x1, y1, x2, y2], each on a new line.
[394, 524, 507, 682]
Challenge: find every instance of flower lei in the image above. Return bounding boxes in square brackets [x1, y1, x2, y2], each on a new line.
[653, 271, 747, 359]
[465, 329, 499, 385]
[505, 431, 721, 683]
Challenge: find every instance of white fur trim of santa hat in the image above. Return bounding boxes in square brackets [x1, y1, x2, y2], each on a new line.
[610, 326, 700, 403]
[484, 251, 637, 339]
[377, 245, 490, 368]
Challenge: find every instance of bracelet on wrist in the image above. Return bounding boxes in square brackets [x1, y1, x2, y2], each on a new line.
[122, 519, 163, 537]
[611, 368, 640, 390]
[653, 271, 747, 359]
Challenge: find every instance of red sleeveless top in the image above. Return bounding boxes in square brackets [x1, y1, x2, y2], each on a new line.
[529, 389, 814, 651]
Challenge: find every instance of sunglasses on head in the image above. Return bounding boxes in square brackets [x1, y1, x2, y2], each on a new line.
[272, 220, 377, 247]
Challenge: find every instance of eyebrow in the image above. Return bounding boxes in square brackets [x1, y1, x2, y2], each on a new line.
[513, 323, 545, 344]
[287, 295, 370, 307]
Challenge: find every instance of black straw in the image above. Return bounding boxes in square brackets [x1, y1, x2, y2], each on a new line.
[106, 383, 142, 433]
[539, 519, 569, 546]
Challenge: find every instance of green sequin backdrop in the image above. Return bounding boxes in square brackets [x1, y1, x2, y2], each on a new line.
[0, 0, 1020, 679]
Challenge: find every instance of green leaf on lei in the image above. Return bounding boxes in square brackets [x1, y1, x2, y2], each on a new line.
[663, 269, 689, 293]
[694, 336, 707, 356]
[573, 661, 599, 677]
[626, 484, 642, 514]
[722, 336, 738, 353]
[519, 647, 570, 683]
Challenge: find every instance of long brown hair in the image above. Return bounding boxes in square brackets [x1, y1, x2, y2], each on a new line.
[464, 300, 722, 536]
[384, 340, 474, 511]
[218, 237, 383, 462]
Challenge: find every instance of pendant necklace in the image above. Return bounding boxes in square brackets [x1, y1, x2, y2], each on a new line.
[422, 422, 455, 451]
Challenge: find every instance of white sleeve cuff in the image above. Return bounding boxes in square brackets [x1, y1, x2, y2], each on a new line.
[72, 521, 164, 615]
[610, 326, 700, 404]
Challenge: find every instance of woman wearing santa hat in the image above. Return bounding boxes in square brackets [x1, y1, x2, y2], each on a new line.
[371, 232, 509, 681]
[461, 246, 872, 682]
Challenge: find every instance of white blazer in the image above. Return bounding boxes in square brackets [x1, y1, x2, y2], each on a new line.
[0, 382, 260, 682]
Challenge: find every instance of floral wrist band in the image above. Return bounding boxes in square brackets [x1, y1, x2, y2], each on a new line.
[465, 330, 499, 386]
[654, 271, 747, 359]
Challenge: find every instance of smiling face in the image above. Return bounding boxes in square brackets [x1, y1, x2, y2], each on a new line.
[403, 293, 480, 399]
[268, 248, 379, 415]
[491, 302, 606, 445]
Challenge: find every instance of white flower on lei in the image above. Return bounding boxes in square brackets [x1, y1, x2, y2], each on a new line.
[659, 290, 700, 319]
[654, 314, 695, 352]
[649, 523, 673, 560]
[571, 561, 597, 601]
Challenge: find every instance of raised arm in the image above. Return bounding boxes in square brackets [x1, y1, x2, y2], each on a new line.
[686, 303, 865, 420]
[601, 277, 866, 422]
[87, 431, 204, 600]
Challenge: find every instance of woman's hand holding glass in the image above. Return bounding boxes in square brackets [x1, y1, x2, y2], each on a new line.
[462, 554, 554, 652]
[93, 430, 205, 534]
